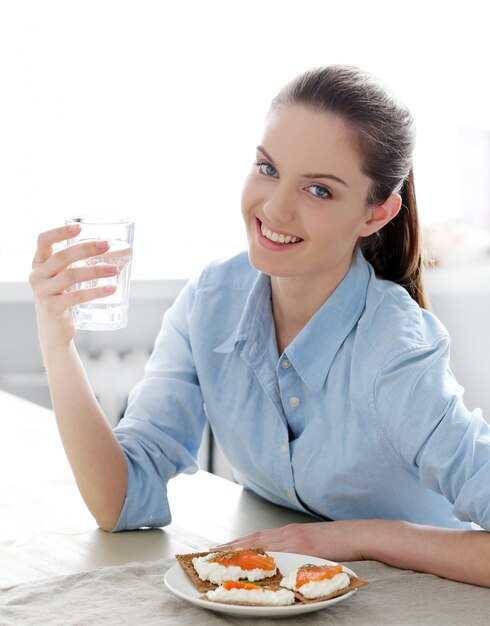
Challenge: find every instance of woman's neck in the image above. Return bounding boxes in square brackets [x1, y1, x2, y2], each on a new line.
[270, 267, 349, 355]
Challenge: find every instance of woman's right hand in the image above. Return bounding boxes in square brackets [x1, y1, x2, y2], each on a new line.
[29, 224, 118, 351]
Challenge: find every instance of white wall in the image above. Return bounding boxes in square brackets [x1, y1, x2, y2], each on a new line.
[2, 0, 490, 284]
[458, 127, 490, 230]
[425, 264, 490, 421]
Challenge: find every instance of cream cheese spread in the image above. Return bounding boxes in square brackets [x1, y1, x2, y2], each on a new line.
[192, 553, 277, 585]
[280, 568, 350, 599]
[206, 585, 295, 606]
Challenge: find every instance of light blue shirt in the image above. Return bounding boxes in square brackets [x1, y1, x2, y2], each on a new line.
[113, 249, 490, 532]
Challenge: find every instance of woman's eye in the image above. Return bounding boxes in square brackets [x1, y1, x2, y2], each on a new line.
[306, 184, 332, 200]
[256, 161, 277, 177]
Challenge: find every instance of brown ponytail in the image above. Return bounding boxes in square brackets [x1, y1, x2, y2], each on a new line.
[360, 169, 429, 309]
[271, 65, 429, 309]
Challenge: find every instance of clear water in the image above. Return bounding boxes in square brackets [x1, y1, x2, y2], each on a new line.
[72, 241, 132, 331]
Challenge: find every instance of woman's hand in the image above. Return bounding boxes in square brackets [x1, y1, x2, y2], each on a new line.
[213, 520, 369, 562]
[215, 521, 490, 587]
[29, 224, 118, 350]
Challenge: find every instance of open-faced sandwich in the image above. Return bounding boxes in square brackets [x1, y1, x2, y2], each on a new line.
[175, 547, 283, 593]
[175, 547, 368, 607]
[280, 562, 367, 603]
[206, 580, 296, 606]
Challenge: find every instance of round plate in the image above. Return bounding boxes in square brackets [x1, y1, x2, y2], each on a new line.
[164, 551, 359, 618]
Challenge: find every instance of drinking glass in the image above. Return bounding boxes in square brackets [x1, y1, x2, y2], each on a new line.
[65, 216, 135, 330]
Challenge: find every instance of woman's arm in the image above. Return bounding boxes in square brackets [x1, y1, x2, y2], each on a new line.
[30, 224, 127, 531]
[361, 520, 490, 587]
[43, 341, 128, 531]
[215, 520, 490, 587]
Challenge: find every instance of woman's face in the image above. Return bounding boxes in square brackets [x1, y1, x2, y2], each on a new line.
[241, 105, 378, 283]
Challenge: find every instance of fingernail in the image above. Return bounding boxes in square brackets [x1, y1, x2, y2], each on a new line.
[104, 265, 117, 274]
[67, 224, 80, 233]
[96, 240, 109, 249]
[103, 285, 116, 293]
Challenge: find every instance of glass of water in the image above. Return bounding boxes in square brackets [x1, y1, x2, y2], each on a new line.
[65, 216, 135, 331]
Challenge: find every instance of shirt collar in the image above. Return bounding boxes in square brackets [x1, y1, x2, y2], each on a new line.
[214, 248, 371, 391]
[286, 248, 371, 391]
[214, 271, 272, 355]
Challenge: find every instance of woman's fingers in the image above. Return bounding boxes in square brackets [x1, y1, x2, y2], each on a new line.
[37, 263, 118, 297]
[32, 224, 81, 267]
[30, 224, 113, 285]
[214, 526, 294, 552]
[42, 284, 117, 319]
[29, 224, 118, 347]
[30, 225, 119, 323]
[41, 239, 111, 280]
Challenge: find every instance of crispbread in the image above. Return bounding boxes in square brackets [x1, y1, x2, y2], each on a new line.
[175, 548, 283, 593]
[175, 551, 216, 592]
[292, 573, 368, 604]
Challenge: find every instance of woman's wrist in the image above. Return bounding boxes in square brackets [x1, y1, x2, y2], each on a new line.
[36, 317, 76, 356]
[355, 519, 403, 562]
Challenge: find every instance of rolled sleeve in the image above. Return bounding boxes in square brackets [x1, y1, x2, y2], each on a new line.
[112, 277, 206, 531]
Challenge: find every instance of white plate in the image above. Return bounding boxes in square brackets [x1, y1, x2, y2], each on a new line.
[164, 551, 360, 618]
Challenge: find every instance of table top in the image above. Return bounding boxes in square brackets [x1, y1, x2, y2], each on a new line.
[0, 390, 314, 587]
[1, 390, 489, 625]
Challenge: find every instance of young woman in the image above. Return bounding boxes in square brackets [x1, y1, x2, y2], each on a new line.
[29, 65, 490, 587]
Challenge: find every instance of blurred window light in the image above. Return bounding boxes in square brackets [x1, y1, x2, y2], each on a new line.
[1, 1, 488, 281]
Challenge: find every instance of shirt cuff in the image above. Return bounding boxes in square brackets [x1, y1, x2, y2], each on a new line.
[110, 452, 172, 532]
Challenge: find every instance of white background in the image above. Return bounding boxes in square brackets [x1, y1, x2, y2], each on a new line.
[1, 0, 489, 280]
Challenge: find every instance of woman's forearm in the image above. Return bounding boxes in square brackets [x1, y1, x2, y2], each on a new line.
[43, 340, 127, 531]
[361, 519, 490, 587]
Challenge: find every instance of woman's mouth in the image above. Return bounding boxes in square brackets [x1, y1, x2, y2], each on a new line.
[256, 218, 304, 246]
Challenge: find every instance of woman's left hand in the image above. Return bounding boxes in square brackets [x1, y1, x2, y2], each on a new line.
[213, 520, 372, 562]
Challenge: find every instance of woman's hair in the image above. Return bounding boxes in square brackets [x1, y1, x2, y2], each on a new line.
[271, 65, 429, 309]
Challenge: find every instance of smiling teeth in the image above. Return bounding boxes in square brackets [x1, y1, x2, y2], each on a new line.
[261, 223, 300, 244]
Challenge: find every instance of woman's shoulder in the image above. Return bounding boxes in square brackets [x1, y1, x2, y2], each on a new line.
[359, 272, 450, 364]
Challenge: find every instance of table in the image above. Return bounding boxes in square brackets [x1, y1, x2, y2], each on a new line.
[1, 390, 489, 625]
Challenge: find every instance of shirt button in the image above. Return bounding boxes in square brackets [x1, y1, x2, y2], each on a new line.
[289, 396, 300, 407]
[287, 490, 294, 500]
[280, 443, 288, 454]
[281, 359, 291, 369]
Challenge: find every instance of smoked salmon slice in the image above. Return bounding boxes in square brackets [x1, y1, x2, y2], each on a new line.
[296, 564, 343, 588]
[222, 580, 282, 592]
[210, 548, 276, 571]
[222, 580, 265, 591]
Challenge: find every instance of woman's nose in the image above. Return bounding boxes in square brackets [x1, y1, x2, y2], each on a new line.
[262, 184, 295, 224]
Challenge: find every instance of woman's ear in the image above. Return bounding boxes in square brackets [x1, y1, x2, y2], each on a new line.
[359, 193, 402, 237]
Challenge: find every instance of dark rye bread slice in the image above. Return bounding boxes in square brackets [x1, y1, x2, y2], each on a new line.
[292, 573, 368, 604]
[175, 548, 283, 593]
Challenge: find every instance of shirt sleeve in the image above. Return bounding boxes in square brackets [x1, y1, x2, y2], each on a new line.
[372, 334, 490, 530]
[111, 276, 207, 531]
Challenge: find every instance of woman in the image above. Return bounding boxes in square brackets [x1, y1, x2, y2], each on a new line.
[30, 65, 490, 587]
